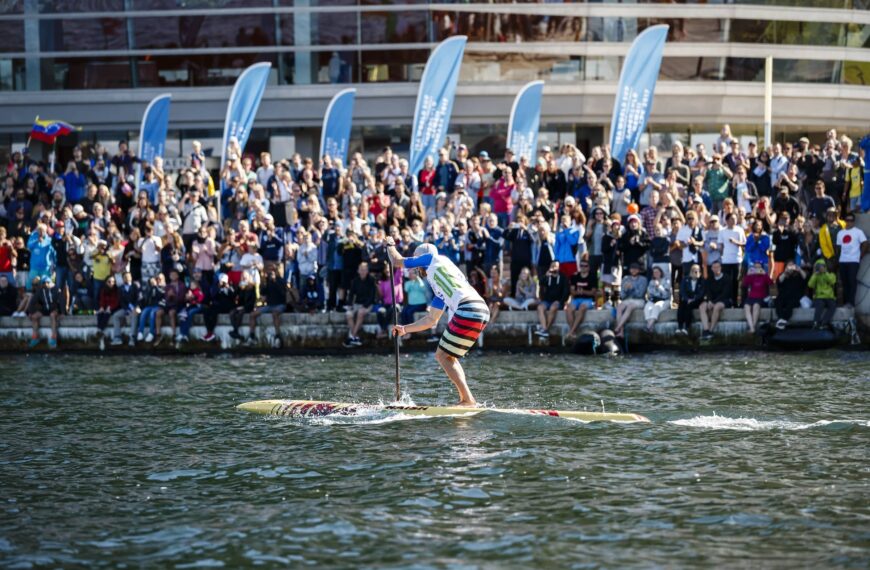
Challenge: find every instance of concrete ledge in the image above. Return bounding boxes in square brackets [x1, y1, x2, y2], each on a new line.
[0, 307, 863, 354]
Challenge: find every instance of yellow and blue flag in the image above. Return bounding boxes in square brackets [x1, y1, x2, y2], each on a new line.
[30, 117, 81, 144]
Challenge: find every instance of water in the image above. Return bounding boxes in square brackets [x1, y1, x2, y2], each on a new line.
[1, 352, 868, 568]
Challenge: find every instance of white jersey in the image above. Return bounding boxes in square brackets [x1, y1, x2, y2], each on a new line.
[406, 252, 483, 317]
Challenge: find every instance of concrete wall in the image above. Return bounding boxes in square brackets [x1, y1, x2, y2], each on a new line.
[0, 307, 861, 355]
[3, 81, 870, 134]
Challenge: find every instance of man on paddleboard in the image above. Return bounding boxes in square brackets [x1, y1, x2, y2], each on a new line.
[385, 239, 489, 407]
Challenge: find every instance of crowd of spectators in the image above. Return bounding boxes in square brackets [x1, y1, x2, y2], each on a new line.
[0, 123, 867, 350]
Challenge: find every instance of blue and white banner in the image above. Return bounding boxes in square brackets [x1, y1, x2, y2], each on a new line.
[135, 93, 171, 190]
[507, 80, 544, 163]
[608, 25, 669, 163]
[220, 61, 271, 182]
[409, 36, 467, 176]
[320, 88, 356, 166]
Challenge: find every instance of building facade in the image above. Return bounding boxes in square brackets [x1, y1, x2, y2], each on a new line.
[1, 0, 869, 164]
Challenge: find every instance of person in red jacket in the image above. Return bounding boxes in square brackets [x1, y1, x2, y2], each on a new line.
[96, 275, 121, 349]
[177, 277, 205, 344]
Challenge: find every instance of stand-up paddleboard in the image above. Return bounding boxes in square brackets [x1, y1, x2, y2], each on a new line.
[237, 400, 649, 423]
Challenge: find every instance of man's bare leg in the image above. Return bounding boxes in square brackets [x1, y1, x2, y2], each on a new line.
[435, 348, 476, 407]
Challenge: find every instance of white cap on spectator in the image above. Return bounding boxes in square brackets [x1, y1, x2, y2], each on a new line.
[73, 205, 84, 215]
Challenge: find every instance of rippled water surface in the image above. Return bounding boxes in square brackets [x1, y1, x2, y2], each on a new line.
[1, 352, 868, 568]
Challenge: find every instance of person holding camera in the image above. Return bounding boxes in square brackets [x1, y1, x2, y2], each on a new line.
[807, 259, 837, 329]
[774, 261, 806, 330]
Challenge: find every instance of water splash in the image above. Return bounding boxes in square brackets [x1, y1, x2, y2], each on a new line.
[670, 413, 870, 431]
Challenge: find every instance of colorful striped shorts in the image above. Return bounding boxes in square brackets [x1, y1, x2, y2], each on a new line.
[438, 299, 490, 358]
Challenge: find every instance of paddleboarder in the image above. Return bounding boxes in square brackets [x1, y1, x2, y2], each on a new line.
[385, 239, 489, 407]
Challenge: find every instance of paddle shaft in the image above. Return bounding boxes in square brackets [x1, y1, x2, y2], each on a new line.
[387, 257, 401, 401]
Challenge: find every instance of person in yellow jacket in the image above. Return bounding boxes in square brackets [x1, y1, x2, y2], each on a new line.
[819, 207, 844, 265]
[807, 259, 837, 329]
[91, 240, 113, 310]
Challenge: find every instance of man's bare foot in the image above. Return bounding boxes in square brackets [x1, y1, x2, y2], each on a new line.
[455, 400, 479, 408]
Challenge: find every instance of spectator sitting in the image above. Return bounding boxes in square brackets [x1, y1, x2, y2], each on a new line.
[699, 261, 732, 340]
[28, 276, 62, 349]
[614, 263, 648, 337]
[676, 263, 705, 336]
[400, 268, 429, 332]
[248, 268, 287, 344]
[344, 261, 376, 347]
[485, 265, 506, 325]
[112, 271, 140, 346]
[230, 270, 258, 342]
[375, 267, 403, 339]
[566, 259, 598, 338]
[742, 261, 773, 334]
[774, 262, 806, 330]
[643, 266, 671, 332]
[96, 275, 121, 348]
[177, 277, 206, 344]
[137, 273, 166, 343]
[201, 273, 236, 343]
[300, 273, 324, 313]
[154, 269, 186, 346]
[807, 259, 837, 330]
[0, 274, 17, 316]
[504, 266, 538, 311]
[535, 261, 569, 339]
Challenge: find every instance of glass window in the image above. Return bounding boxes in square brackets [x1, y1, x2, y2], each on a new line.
[133, 15, 275, 50]
[41, 56, 134, 89]
[730, 20, 847, 46]
[0, 20, 25, 53]
[637, 18, 726, 43]
[39, 18, 128, 52]
[660, 57, 725, 81]
[361, 49, 428, 82]
[774, 59, 840, 83]
[281, 50, 359, 84]
[843, 61, 870, 86]
[361, 11, 428, 44]
[435, 12, 583, 43]
[282, 11, 358, 46]
[38, 0, 122, 12]
[130, 0, 270, 7]
[0, 59, 26, 91]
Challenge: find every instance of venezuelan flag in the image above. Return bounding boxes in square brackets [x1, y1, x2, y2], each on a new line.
[29, 117, 80, 144]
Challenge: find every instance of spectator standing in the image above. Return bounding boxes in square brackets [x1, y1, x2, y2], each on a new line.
[836, 213, 867, 308]
[808, 259, 837, 329]
[771, 212, 799, 281]
[704, 154, 732, 212]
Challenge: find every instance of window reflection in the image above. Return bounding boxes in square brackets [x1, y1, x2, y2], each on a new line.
[281, 12, 358, 46]
[361, 49, 427, 82]
[0, 21, 25, 53]
[434, 12, 584, 43]
[39, 18, 128, 52]
[361, 11, 428, 44]
[133, 16, 275, 50]
[38, 0, 122, 13]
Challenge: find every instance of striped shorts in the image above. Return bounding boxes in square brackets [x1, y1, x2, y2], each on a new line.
[438, 299, 490, 358]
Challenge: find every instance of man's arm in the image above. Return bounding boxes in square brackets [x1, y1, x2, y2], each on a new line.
[393, 305, 444, 336]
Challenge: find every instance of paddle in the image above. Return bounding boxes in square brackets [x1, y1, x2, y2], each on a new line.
[387, 256, 401, 401]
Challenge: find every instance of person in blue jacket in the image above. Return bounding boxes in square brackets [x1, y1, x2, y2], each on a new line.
[554, 213, 580, 277]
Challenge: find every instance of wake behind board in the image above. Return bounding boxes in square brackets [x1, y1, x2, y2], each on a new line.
[237, 400, 649, 423]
